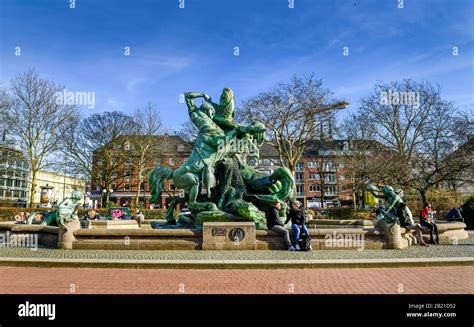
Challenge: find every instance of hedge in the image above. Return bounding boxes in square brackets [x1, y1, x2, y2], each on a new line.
[308, 208, 374, 220]
[0, 207, 167, 221]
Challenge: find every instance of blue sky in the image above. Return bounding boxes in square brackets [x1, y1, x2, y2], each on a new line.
[1, 0, 473, 130]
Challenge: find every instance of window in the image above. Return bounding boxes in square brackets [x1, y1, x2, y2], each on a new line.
[0, 189, 4, 197]
[339, 162, 345, 168]
[124, 141, 131, 151]
[309, 185, 320, 192]
[177, 144, 184, 152]
[309, 173, 320, 180]
[20, 191, 26, 199]
[324, 174, 336, 183]
[14, 180, 20, 187]
[308, 161, 320, 168]
[248, 159, 256, 166]
[324, 161, 336, 171]
[324, 185, 338, 195]
[124, 170, 131, 177]
[340, 175, 346, 181]
[295, 185, 304, 194]
[6, 179, 12, 187]
[295, 172, 304, 181]
[295, 162, 304, 171]
[124, 184, 131, 191]
[0, 178, 4, 186]
[13, 190, 20, 198]
[169, 158, 175, 166]
[5, 190, 12, 198]
[262, 159, 271, 166]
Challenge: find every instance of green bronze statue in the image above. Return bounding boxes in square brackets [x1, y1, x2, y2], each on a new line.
[365, 183, 402, 224]
[150, 88, 294, 228]
[26, 190, 82, 228]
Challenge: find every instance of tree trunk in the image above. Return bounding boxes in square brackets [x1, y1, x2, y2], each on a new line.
[135, 173, 142, 208]
[29, 170, 37, 208]
[352, 190, 357, 210]
[289, 168, 297, 200]
[419, 189, 427, 206]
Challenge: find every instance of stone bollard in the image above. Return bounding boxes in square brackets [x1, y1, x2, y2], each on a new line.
[380, 220, 405, 249]
[57, 220, 80, 249]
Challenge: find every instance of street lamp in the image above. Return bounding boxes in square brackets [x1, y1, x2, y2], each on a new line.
[101, 188, 113, 207]
[83, 192, 90, 209]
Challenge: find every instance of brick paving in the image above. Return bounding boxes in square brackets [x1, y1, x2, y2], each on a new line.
[0, 266, 472, 294]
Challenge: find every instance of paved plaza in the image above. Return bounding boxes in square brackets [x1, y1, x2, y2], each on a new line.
[0, 266, 472, 294]
[0, 232, 471, 294]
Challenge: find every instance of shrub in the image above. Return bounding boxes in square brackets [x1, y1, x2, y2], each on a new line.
[310, 207, 373, 220]
[404, 189, 466, 219]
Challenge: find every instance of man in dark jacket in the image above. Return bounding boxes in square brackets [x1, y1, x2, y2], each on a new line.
[266, 201, 295, 251]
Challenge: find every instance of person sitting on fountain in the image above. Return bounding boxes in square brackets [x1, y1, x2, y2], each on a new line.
[420, 203, 439, 244]
[396, 202, 428, 247]
[266, 201, 295, 251]
[445, 207, 464, 222]
[81, 209, 101, 228]
[82, 209, 102, 221]
[132, 208, 145, 227]
[285, 200, 311, 250]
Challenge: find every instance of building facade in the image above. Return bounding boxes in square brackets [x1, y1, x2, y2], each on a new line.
[89, 134, 371, 209]
[90, 135, 191, 209]
[251, 140, 357, 208]
[33, 170, 89, 207]
[0, 145, 30, 207]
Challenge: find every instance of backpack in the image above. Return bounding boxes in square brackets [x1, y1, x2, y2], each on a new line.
[298, 228, 312, 251]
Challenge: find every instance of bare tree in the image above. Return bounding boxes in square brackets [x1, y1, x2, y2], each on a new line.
[128, 103, 166, 207]
[237, 74, 348, 174]
[175, 120, 198, 147]
[2, 70, 79, 207]
[339, 114, 390, 208]
[355, 79, 470, 203]
[412, 102, 473, 202]
[61, 111, 137, 205]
